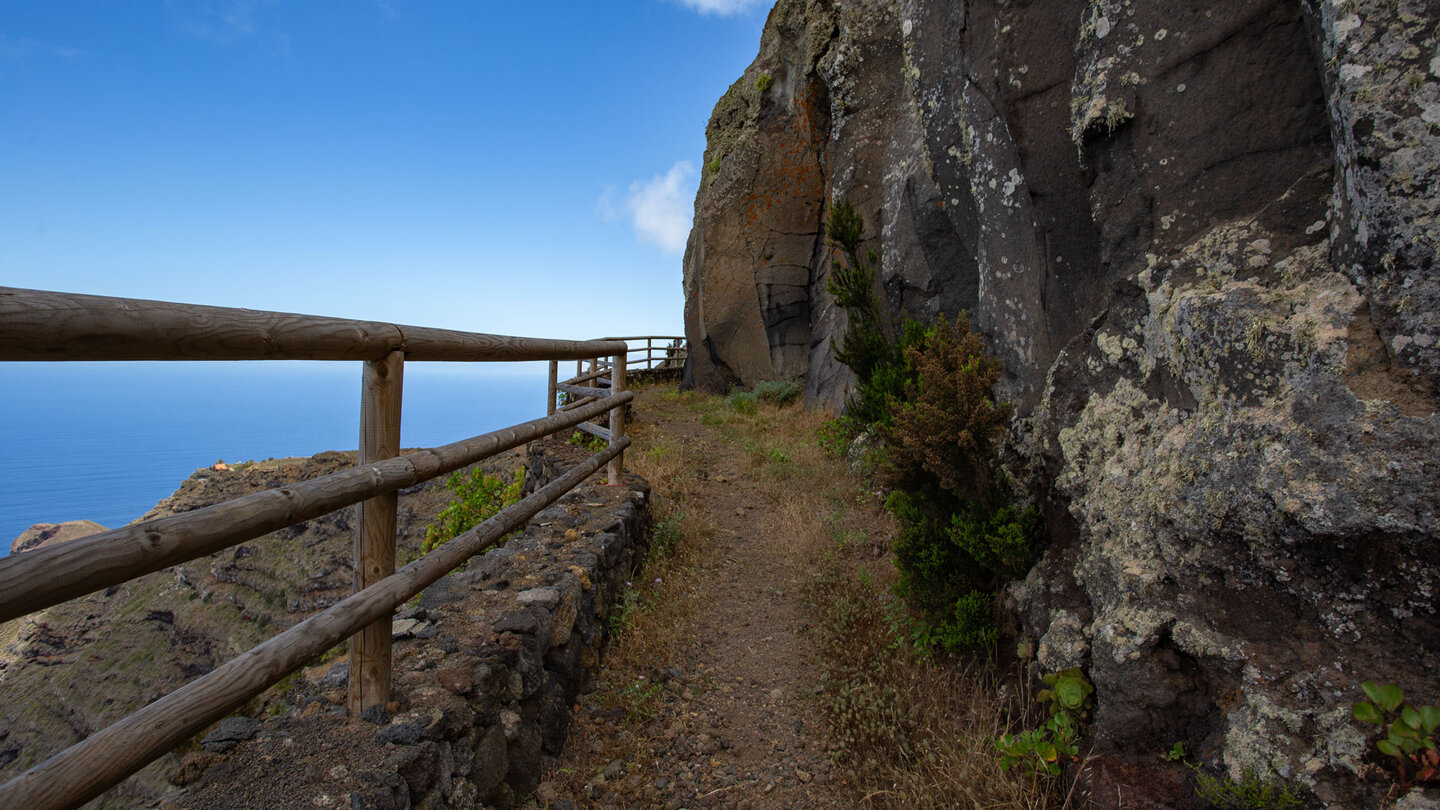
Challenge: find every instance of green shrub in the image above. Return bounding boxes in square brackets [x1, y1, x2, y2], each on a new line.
[823, 198, 1040, 656]
[726, 390, 758, 415]
[423, 468, 524, 554]
[755, 72, 772, 92]
[880, 317, 1035, 652]
[912, 590, 997, 653]
[752, 379, 800, 405]
[949, 502, 1039, 580]
[885, 490, 1037, 653]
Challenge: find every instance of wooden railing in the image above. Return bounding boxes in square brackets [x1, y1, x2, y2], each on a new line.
[545, 336, 686, 447]
[0, 287, 635, 810]
[600, 335, 687, 372]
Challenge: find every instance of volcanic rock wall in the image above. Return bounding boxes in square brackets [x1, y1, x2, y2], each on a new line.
[683, 0, 1439, 805]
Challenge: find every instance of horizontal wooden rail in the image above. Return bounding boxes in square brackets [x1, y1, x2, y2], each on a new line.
[574, 421, 611, 442]
[556, 382, 612, 400]
[565, 367, 612, 387]
[586, 336, 687, 371]
[0, 438, 629, 810]
[0, 393, 631, 624]
[560, 395, 600, 412]
[0, 287, 626, 363]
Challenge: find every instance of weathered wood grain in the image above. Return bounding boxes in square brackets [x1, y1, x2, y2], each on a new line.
[0, 287, 624, 362]
[573, 421, 611, 442]
[547, 361, 558, 416]
[0, 438, 629, 810]
[608, 354, 627, 485]
[556, 382, 611, 400]
[0, 392, 633, 624]
[349, 351, 403, 715]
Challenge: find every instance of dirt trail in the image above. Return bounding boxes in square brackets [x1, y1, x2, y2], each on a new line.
[527, 389, 865, 809]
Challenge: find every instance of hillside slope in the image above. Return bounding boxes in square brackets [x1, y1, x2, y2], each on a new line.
[0, 451, 509, 807]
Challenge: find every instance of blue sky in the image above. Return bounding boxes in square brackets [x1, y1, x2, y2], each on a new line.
[1, 0, 773, 340]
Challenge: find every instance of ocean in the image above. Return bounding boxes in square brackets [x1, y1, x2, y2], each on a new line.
[0, 361, 551, 552]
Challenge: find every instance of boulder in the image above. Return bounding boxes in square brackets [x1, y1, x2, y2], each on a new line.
[9, 520, 108, 555]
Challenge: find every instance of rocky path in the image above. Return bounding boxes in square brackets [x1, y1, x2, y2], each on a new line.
[525, 390, 864, 809]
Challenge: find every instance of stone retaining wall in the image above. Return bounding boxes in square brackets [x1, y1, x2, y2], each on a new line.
[171, 439, 651, 809]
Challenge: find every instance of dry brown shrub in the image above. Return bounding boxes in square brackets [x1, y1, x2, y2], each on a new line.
[883, 313, 1009, 504]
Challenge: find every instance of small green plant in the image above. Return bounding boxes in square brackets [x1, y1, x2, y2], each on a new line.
[1164, 741, 1188, 762]
[1037, 667, 1094, 717]
[567, 429, 607, 453]
[817, 414, 862, 457]
[1353, 680, 1440, 788]
[706, 156, 722, 174]
[995, 667, 1093, 777]
[651, 513, 683, 557]
[726, 389, 758, 415]
[422, 468, 524, 553]
[1193, 768, 1303, 809]
[608, 583, 640, 635]
[755, 72, 772, 92]
[824, 201, 910, 427]
[752, 379, 800, 405]
[618, 675, 664, 722]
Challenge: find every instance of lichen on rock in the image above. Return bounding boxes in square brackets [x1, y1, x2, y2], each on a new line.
[682, 0, 1439, 804]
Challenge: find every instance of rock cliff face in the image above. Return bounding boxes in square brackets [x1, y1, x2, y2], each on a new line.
[683, 0, 1439, 804]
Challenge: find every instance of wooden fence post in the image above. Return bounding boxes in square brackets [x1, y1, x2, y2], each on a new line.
[547, 360, 558, 416]
[608, 352, 626, 485]
[349, 349, 403, 715]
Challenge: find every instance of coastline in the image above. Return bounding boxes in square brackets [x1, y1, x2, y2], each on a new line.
[0, 362, 547, 551]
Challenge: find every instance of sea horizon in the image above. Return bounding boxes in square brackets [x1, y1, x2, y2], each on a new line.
[0, 360, 552, 552]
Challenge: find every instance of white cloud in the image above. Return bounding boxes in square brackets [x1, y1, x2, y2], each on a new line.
[675, 0, 767, 15]
[612, 162, 697, 255]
